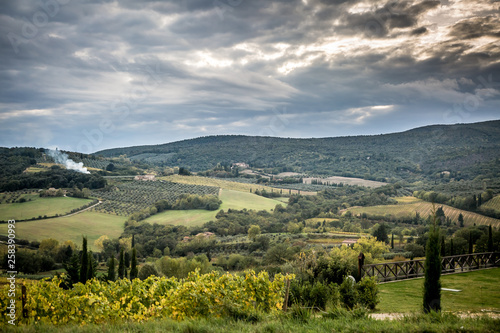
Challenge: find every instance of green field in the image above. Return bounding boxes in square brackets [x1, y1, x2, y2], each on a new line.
[142, 189, 284, 227]
[0, 194, 93, 221]
[0, 211, 125, 251]
[347, 197, 500, 228]
[377, 268, 500, 313]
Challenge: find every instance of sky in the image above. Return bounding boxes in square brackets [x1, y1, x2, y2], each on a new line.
[1, 0, 499, 153]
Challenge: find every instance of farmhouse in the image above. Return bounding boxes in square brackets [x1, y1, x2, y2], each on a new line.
[134, 174, 156, 181]
[341, 239, 358, 246]
[232, 162, 249, 169]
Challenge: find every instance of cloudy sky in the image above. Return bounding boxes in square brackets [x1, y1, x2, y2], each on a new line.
[1, 0, 499, 153]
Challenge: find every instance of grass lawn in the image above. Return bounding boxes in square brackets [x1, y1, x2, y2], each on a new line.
[143, 189, 283, 227]
[0, 195, 93, 221]
[377, 268, 500, 313]
[0, 211, 125, 251]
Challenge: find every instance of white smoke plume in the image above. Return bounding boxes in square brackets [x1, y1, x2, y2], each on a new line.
[46, 149, 90, 174]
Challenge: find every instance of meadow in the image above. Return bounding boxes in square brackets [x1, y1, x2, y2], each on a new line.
[0, 193, 93, 221]
[0, 211, 125, 250]
[142, 189, 284, 227]
[347, 197, 500, 228]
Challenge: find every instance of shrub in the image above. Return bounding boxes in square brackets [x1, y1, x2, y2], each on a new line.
[404, 243, 425, 258]
[355, 276, 379, 310]
[288, 280, 339, 311]
[138, 263, 160, 280]
[339, 276, 358, 309]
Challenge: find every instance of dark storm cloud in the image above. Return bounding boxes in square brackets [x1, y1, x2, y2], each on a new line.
[0, 0, 499, 151]
[340, 0, 440, 38]
[448, 16, 500, 40]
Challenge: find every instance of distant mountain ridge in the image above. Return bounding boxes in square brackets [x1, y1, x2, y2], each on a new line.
[96, 120, 500, 182]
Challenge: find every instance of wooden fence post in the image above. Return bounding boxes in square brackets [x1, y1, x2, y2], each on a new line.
[358, 252, 365, 279]
[22, 285, 27, 319]
[283, 279, 290, 312]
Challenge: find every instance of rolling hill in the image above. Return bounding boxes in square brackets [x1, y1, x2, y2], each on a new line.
[96, 120, 500, 182]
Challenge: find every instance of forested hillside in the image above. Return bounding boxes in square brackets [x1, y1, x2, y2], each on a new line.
[96, 120, 500, 182]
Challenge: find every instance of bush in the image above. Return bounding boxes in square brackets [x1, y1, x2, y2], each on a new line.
[355, 276, 379, 310]
[404, 243, 425, 258]
[138, 263, 160, 280]
[339, 276, 358, 309]
[288, 280, 334, 310]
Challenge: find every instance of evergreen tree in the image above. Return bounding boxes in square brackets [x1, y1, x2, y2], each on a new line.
[107, 256, 116, 281]
[63, 253, 80, 286]
[458, 213, 464, 228]
[441, 236, 446, 257]
[129, 248, 138, 280]
[132, 234, 135, 248]
[488, 225, 493, 252]
[468, 232, 473, 254]
[87, 251, 97, 281]
[391, 234, 394, 249]
[423, 214, 441, 313]
[80, 237, 88, 284]
[373, 224, 389, 243]
[125, 251, 130, 268]
[118, 248, 125, 279]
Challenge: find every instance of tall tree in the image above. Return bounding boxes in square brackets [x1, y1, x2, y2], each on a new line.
[118, 248, 125, 279]
[80, 237, 88, 284]
[468, 232, 473, 254]
[125, 251, 130, 268]
[458, 213, 464, 228]
[63, 253, 80, 286]
[441, 236, 446, 257]
[487, 225, 493, 252]
[107, 256, 116, 282]
[87, 251, 96, 281]
[129, 248, 138, 280]
[391, 234, 394, 249]
[373, 224, 389, 243]
[131, 234, 135, 248]
[423, 214, 441, 313]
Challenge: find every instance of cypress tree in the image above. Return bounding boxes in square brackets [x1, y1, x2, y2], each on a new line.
[391, 234, 394, 249]
[488, 225, 493, 252]
[118, 248, 125, 279]
[63, 253, 80, 286]
[458, 214, 464, 228]
[423, 213, 441, 313]
[468, 232, 473, 254]
[125, 251, 130, 268]
[87, 251, 95, 281]
[441, 236, 446, 257]
[132, 234, 135, 248]
[107, 256, 116, 281]
[130, 248, 138, 280]
[80, 237, 88, 284]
